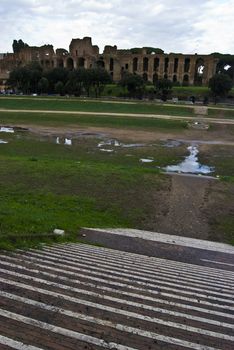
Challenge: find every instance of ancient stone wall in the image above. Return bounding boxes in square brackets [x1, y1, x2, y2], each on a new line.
[0, 37, 219, 88]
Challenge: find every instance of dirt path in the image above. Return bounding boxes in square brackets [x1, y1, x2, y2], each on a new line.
[155, 174, 214, 239]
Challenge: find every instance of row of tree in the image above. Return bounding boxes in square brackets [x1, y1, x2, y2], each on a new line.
[8, 63, 233, 102]
[8, 63, 112, 97]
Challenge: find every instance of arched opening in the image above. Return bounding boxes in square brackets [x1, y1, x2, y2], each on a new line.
[184, 58, 190, 73]
[194, 58, 205, 85]
[45, 60, 50, 68]
[67, 57, 74, 70]
[174, 58, 179, 73]
[110, 58, 114, 71]
[154, 58, 160, 71]
[164, 74, 168, 79]
[143, 57, 149, 71]
[133, 57, 138, 72]
[96, 59, 105, 68]
[183, 74, 189, 85]
[57, 59, 64, 68]
[153, 73, 158, 84]
[173, 75, 177, 83]
[164, 57, 169, 73]
[143, 73, 148, 82]
[78, 57, 85, 67]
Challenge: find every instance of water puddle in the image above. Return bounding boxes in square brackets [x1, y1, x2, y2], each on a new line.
[0, 140, 8, 144]
[55, 137, 72, 145]
[99, 149, 114, 153]
[98, 139, 121, 148]
[140, 158, 154, 163]
[64, 138, 72, 146]
[164, 145, 214, 175]
[0, 127, 14, 133]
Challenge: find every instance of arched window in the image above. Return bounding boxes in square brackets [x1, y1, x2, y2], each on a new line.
[154, 58, 160, 71]
[174, 58, 179, 73]
[173, 75, 177, 83]
[110, 58, 114, 71]
[57, 59, 64, 68]
[164, 57, 169, 73]
[133, 57, 138, 72]
[194, 58, 205, 85]
[78, 57, 85, 67]
[143, 73, 148, 82]
[143, 57, 149, 71]
[184, 58, 190, 73]
[67, 57, 74, 70]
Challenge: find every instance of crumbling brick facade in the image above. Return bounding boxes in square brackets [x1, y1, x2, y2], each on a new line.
[0, 37, 219, 89]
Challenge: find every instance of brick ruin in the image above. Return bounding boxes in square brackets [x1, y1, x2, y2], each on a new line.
[0, 37, 219, 89]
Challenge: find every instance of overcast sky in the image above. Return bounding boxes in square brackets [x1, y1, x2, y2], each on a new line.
[1, 0, 234, 54]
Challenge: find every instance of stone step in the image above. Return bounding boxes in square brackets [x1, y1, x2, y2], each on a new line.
[0, 243, 233, 349]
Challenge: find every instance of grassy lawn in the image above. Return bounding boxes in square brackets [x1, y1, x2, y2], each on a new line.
[0, 133, 187, 249]
[0, 111, 188, 130]
[0, 96, 194, 116]
[208, 108, 234, 119]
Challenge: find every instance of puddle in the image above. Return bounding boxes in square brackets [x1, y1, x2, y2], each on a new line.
[55, 137, 72, 145]
[122, 143, 146, 148]
[99, 148, 114, 153]
[140, 158, 154, 163]
[0, 127, 14, 133]
[64, 138, 72, 146]
[98, 139, 121, 148]
[164, 145, 214, 175]
[0, 140, 8, 144]
[97, 139, 146, 149]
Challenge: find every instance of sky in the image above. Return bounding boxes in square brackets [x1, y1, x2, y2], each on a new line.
[0, 0, 234, 55]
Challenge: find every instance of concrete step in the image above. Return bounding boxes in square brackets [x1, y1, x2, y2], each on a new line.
[80, 228, 234, 271]
[0, 242, 233, 349]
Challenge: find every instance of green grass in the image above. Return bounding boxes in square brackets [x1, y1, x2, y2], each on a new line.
[208, 108, 234, 119]
[0, 96, 194, 116]
[0, 134, 184, 249]
[0, 111, 188, 130]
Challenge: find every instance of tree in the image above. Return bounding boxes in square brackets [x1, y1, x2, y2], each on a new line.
[54, 81, 65, 95]
[155, 78, 173, 101]
[209, 73, 233, 103]
[38, 77, 49, 94]
[8, 62, 42, 94]
[89, 68, 112, 97]
[119, 73, 145, 98]
[45, 67, 69, 93]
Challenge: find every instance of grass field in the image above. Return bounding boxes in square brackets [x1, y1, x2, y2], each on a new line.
[0, 110, 188, 131]
[0, 96, 194, 116]
[0, 132, 187, 249]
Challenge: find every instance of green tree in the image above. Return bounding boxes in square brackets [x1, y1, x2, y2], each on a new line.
[155, 78, 173, 101]
[209, 73, 233, 103]
[45, 67, 69, 93]
[8, 62, 42, 94]
[38, 77, 49, 94]
[119, 73, 145, 98]
[89, 68, 112, 97]
[54, 81, 65, 95]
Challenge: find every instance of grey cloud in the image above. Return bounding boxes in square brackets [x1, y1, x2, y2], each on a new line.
[0, 0, 233, 54]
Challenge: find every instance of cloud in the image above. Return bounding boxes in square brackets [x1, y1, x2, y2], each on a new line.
[0, 0, 233, 54]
